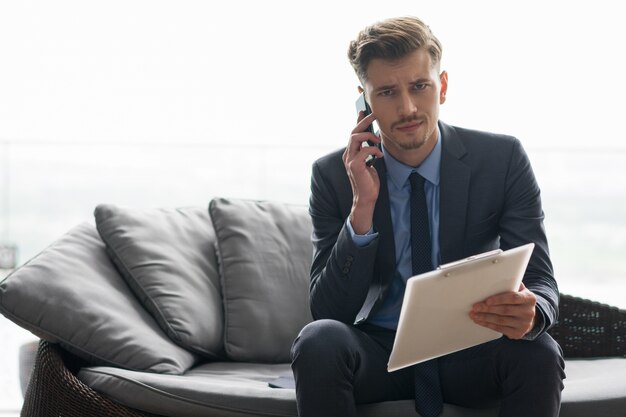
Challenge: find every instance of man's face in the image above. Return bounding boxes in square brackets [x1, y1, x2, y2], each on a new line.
[363, 48, 447, 166]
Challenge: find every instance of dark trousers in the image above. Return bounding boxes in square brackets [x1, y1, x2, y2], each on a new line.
[291, 319, 565, 417]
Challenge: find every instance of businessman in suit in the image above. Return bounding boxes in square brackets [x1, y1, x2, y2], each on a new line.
[290, 16, 565, 417]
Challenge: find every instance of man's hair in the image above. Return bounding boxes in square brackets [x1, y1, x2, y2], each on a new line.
[348, 16, 443, 83]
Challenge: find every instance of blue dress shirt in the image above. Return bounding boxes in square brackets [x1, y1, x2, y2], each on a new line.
[347, 130, 442, 329]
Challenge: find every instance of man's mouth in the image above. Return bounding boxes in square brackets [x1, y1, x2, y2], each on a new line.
[396, 120, 423, 133]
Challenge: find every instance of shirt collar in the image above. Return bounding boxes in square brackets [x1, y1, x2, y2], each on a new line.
[383, 127, 442, 190]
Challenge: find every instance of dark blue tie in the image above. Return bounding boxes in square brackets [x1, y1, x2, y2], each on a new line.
[409, 172, 443, 417]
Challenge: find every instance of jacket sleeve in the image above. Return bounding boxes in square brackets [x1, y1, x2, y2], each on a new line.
[500, 139, 559, 338]
[308, 158, 378, 323]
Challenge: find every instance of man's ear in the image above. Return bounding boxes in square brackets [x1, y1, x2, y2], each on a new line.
[358, 86, 364, 94]
[439, 71, 448, 104]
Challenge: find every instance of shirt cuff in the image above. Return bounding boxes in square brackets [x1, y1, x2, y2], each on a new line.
[345, 218, 378, 247]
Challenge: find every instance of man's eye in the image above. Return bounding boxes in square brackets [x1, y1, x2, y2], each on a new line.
[379, 89, 394, 96]
[414, 83, 427, 90]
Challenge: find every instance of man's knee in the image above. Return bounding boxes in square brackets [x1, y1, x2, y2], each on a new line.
[291, 319, 354, 364]
[500, 333, 565, 384]
[517, 334, 563, 369]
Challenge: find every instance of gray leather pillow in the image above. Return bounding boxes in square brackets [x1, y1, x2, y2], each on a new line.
[0, 223, 197, 374]
[94, 204, 224, 359]
[209, 197, 313, 363]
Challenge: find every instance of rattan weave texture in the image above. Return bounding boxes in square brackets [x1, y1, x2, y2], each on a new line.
[549, 294, 625, 358]
[21, 341, 161, 417]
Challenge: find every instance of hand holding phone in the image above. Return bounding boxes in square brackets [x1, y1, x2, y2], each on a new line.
[355, 93, 380, 166]
[345, 93, 382, 234]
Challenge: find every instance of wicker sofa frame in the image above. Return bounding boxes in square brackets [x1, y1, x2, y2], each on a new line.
[20, 293, 626, 417]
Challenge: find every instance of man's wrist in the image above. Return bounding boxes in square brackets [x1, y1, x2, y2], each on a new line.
[349, 202, 376, 235]
[346, 217, 377, 247]
[523, 309, 545, 340]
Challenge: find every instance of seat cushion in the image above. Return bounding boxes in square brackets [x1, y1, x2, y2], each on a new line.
[209, 198, 313, 363]
[77, 358, 626, 417]
[77, 362, 498, 417]
[559, 358, 626, 417]
[79, 362, 298, 417]
[0, 223, 197, 374]
[94, 204, 224, 359]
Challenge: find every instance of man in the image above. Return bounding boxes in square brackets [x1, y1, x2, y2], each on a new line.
[290, 16, 565, 417]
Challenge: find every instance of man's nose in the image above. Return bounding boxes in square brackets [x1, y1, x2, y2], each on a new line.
[398, 92, 417, 117]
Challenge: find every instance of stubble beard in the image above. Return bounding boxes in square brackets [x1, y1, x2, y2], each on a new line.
[388, 121, 437, 151]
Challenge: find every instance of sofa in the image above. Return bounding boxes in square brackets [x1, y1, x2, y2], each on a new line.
[1, 197, 625, 417]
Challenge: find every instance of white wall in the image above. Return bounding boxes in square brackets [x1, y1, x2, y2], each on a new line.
[1, 0, 625, 303]
[2, 0, 625, 149]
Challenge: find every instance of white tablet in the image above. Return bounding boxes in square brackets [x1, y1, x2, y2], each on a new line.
[387, 243, 535, 372]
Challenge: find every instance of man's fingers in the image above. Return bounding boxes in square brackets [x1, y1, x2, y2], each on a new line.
[470, 289, 537, 339]
[474, 303, 521, 317]
[480, 287, 536, 307]
[344, 111, 381, 165]
[352, 111, 379, 134]
[473, 319, 526, 340]
[344, 133, 383, 166]
[470, 311, 531, 340]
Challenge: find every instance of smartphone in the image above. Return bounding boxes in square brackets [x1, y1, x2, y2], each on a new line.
[355, 92, 378, 135]
[355, 92, 380, 166]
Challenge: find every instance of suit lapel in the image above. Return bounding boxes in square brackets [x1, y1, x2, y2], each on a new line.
[439, 122, 471, 263]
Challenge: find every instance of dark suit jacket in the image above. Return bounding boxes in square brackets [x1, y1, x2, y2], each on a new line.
[308, 121, 558, 338]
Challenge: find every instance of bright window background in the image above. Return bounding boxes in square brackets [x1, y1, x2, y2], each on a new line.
[1, 0, 625, 411]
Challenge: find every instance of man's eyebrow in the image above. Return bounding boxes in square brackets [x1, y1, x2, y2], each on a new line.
[373, 84, 397, 92]
[373, 78, 432, 92]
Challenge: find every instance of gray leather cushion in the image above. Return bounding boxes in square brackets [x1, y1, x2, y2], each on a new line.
[209, 198, 313, 363]
[79, 362, 298, 417]
[79, 362, 437, 417]
[94, 204, 224, 359]
[77, 358, 626, 417]
[0, 223, 197, 374]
